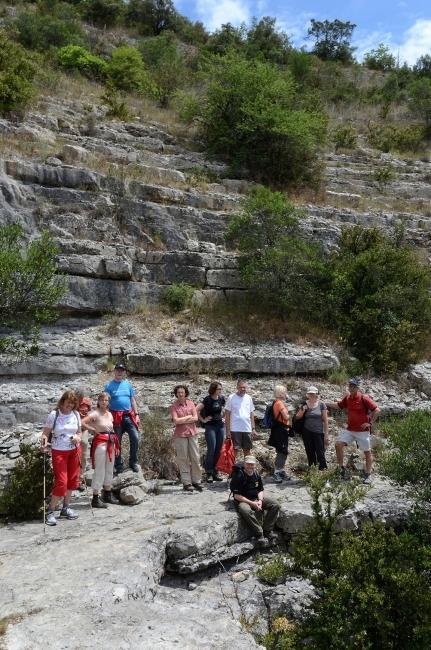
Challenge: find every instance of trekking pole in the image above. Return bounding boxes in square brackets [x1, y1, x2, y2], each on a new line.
[43, 450, 46, 535]
[74, 442, 95, 518]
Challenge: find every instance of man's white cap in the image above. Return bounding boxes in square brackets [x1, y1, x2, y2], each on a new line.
[306, 386, 319, 394]
[244, 455, 257, 464]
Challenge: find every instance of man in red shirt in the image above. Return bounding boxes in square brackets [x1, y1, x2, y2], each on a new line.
[329, 378, 380, 483]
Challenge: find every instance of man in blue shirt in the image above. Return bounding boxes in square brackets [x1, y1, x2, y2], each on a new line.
[104, 363, 141, 473]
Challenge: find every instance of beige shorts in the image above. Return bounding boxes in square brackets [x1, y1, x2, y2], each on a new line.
[337, 430, 371, 452]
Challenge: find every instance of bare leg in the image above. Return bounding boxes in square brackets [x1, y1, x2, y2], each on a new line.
[335, 442, 346, 467]
[63, 489, 73, 507]
[364, 450, 372, 474]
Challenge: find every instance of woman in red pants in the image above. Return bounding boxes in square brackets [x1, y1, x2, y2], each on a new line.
[40, 390, 82, 526]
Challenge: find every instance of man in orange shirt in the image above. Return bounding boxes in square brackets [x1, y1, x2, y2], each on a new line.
[328, 378, 380, 483]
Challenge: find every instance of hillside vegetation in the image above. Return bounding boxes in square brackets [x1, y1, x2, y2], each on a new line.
[1, 0, 431, 373]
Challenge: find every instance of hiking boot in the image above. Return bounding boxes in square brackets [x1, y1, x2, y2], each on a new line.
[114, 466, 124, 475]
[272, 472, 283, 484]
[362, 473, 372, 485]
[206, 473, 214, 483]
[192, 483, 203, 492]
[59, 506, 79, 519]
[340, 467, 350, 481]
[255, 535, 269, 548]
[130, 463, 140, 473]
[183, 484, 194, 492]
[91, 495, 108, 509]
[45, 510, 57, 526]
[265, 531, 278, 543]
[213, 472, 223, 481]
[77, 481, 86, 493]
[103, 490, 119, 505]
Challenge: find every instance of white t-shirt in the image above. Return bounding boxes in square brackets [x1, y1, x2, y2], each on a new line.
[46, 410, 81, 451]
[225, 393, 255, 432]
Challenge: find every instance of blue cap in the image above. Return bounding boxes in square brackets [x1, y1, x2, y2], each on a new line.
[348, 378, 360, 386]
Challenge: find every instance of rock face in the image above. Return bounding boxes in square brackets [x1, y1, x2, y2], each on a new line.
[0, 476, 410, 649]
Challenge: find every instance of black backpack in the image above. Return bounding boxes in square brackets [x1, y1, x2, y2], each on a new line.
[291, 403, 307, 435]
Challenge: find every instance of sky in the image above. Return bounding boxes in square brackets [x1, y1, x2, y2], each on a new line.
[175, 0, 431, 65]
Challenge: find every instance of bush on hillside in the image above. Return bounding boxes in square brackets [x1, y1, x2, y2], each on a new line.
[161, 283, 195, 313]
[363, 43, 396, 71]
[14, 9, 84, 51]
[381, 410, 431, 503]
[408, 78, 431, 134]
[226, 186, 330, 320]
[0, 444, 54, 521]
[79, 0, 124, 27]
[58, 45, 108, 80]
[200, 54, 327, 188]
[138, 412, 179, 479]
[367, 121, 427, 152]
[0, 30, 36, 114]
[332, 122, 357, 149]
[139, 32, 186, 106]
[328, 225, 431, 373]
[245, 16, 290, 65]
[107, 46, 153, 94]
[125, 0, 176, 36]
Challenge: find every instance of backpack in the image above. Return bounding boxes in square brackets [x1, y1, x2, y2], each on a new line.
[215, 438, 235, 475]
[291, 403, 307, 435]
[228, 461, 259, 500]
[262, 401, 276, 429]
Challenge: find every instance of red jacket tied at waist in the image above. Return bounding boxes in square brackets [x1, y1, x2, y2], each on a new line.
[111, 409, 140, 432]
[91, 432, 120, 468]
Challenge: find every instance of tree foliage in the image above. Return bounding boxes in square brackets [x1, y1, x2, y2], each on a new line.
[408, 77, 431, 133]
[328, 225, 431, 372]
[80, 0, 124, 27]
[125, 0, 176, 35]
[58, 44, 108, 80]
[139, 32, 186, 106]
[413, 54, 431, 78]
[14, 7, 84, 51]
[201, 54, 326, 187]
[363, 43, 396, 71]
[308, 19, 356, 63]
[107, 45, 153, 93]
[0, 225, 66, 359]
[0, 30, 37, 114]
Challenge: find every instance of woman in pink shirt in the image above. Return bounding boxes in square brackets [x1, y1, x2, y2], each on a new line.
[170, 385, 202, 493]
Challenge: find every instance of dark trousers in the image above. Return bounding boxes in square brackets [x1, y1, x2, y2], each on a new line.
[302, 428, 327, 470]
[237, 496, 280, 537]
[204, 421, 225, 475]
[114, 415, 140, 470]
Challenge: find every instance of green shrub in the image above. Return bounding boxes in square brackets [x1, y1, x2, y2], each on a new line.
[79, 0, 124, 27]
[138, 411, 179, 479]
[107, 46, 153, 94]
[0, 444, 53, 521]
[173, 90, 201, 123]
[381, 410, 431, 503]
[256, 553, 291, 585]
[200, 53, 327, 188]
[363, 43, 396, 71]
[14, 9, 84, 51]
[373, 162, 396, 189]
[332, 122, 357, 150]
[368, 121, 427, 152]
[101, 85, 131, 120]
[408, 77, 431, 133]
[0, 30, 36, 114]
[58, 45, 108, 80]
[293, 522, 431, 649]
[162, 282, 195, 313]
[139, 33, 186, 106]
[327, 225, 431, 373]
[226, 186, 330, 321]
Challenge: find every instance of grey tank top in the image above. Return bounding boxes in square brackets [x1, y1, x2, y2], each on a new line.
[304, 401, 326, 434]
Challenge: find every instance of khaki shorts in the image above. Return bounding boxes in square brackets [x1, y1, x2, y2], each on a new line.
[231, 431, 253, 451]
[337, 430, 371, 452]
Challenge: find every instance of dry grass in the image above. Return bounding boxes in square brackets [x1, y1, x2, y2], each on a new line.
[0, 133, 59, 161]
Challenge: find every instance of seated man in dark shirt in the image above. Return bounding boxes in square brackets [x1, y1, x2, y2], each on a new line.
[231, 455, 280, 546]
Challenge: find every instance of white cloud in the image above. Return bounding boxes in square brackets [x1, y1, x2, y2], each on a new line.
[397, 19, 431, 65]
[354, 19, 431, 66]
[196, 0, 251, 31]
[276, 11, 314, 48]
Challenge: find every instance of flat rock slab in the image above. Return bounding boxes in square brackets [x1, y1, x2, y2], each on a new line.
[0, 478, 408, 649]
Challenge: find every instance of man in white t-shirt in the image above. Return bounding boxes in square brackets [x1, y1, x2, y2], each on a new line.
[225, 379, 256, 459]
